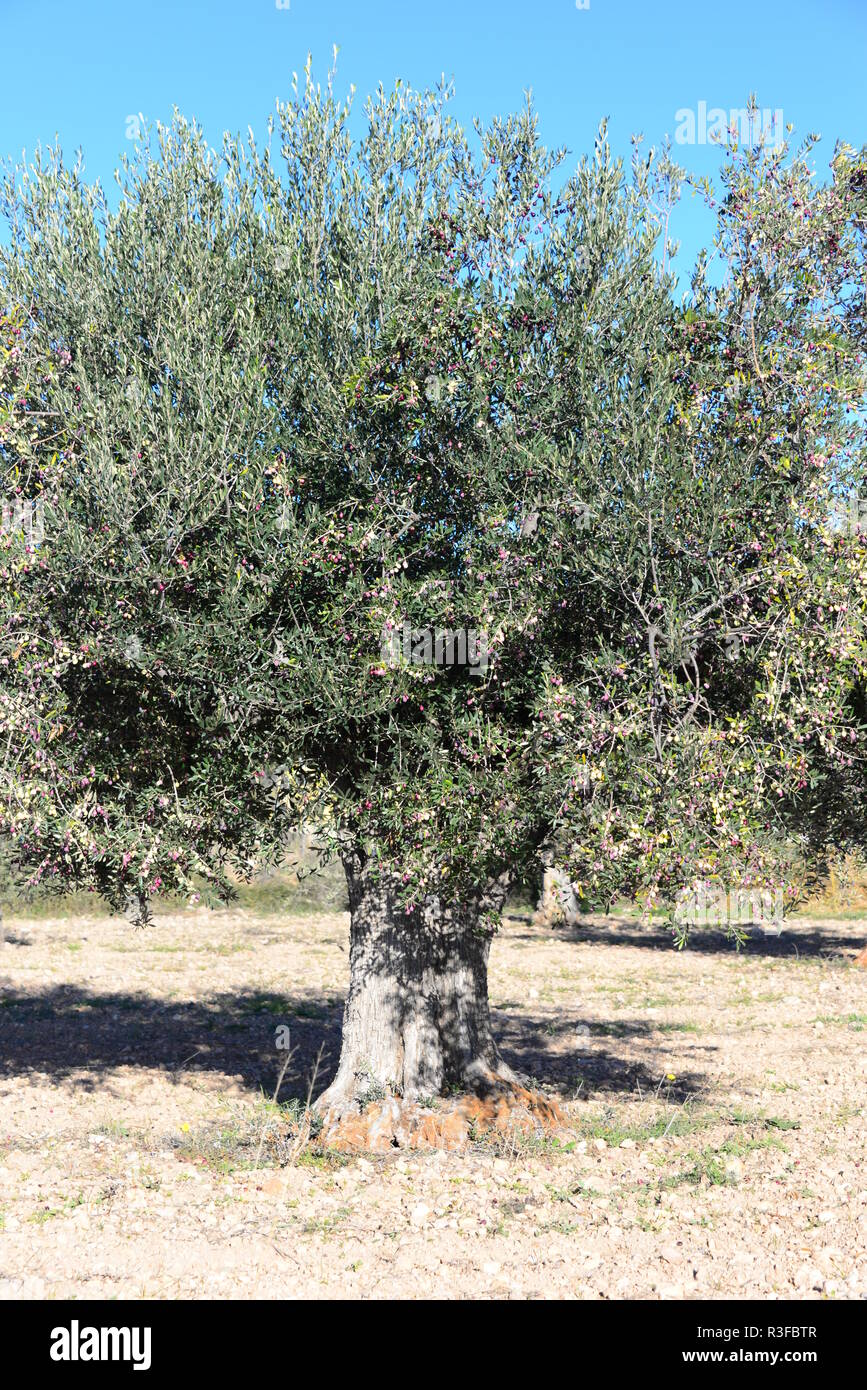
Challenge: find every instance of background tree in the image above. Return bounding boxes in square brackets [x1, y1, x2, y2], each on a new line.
[1, 75, 865, 1119]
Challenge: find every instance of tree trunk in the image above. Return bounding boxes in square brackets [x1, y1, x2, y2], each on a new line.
[123, 890, 151, 927]
[315, 854, 515, 1115]
[535, 865, 580, 926]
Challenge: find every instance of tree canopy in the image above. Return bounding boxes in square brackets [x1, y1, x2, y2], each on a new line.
[2, 72, 866, 1109]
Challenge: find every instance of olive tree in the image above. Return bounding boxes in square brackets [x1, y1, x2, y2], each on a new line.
[2, 74, 865, 1116]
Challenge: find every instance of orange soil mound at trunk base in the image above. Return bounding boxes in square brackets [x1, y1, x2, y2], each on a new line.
[854, 944, 867, 968]
[316, 1084, 568, 1153]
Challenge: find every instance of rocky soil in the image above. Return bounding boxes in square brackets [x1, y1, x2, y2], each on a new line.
[0, 904, 865, 1299]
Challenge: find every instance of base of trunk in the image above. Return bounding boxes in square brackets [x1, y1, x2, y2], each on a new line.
[855, 944, 867, 968]
[316, 1081, 568, 1153]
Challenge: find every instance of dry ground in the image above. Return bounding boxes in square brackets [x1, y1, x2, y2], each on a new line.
[0, 903, 865, 1299]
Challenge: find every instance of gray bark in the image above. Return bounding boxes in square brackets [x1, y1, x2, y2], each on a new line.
[537, 865, 582, 926]
[123, 890, 152, 927]
[315, 853, 514, 1114]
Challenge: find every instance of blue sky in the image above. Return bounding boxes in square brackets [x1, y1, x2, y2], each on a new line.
[1, 0, 865, 276]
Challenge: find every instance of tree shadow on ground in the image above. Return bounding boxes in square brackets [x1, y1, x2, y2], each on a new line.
[0, 983, 706, 1106]
[508, 914, 864, 960]
[492, 1007, 708, 1104]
